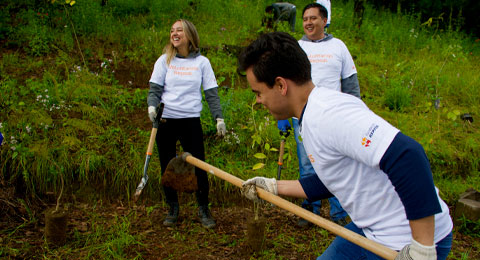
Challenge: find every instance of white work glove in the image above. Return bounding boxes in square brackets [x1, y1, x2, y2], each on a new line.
[148, 106, 157, 122]
[216, 118, 226, 137]
[241, 177, 277, 203]
[395, 239, 437, 260]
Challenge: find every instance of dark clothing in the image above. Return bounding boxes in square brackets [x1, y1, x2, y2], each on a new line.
[156, 117, 209, 206]
[379, 132, 442, 220]
[264, 2, 296, 32]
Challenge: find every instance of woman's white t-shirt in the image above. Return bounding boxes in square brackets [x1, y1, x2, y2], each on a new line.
[149, 54, 218, 118]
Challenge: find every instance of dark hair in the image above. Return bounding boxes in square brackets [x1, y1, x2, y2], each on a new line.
[238, 32, 311, 88]
[302, 3, 328, 19]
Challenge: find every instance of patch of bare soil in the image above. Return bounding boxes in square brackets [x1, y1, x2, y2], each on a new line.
[114, 60, 151, 89]
[1, 186, 479, 259]
[128, 204, 315, 259]
[0, 196, 322, 259]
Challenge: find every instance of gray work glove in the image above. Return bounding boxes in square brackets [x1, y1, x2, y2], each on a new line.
[148, 106, 157, 122]
[241, 177, 277, 203]
[216, 118, 226, 137]
[395, 239, 437, 260]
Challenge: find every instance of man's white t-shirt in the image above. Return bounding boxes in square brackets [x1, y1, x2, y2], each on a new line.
[149, 54, 218, 118]
[300, 87, 453, 250]
[298, 38, 357, 92]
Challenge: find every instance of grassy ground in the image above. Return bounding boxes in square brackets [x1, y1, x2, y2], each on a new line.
[1, 0, 480, 259]
[1, 193, 479, 260]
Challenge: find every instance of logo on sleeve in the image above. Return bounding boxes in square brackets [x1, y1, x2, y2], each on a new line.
[361, 124, 379, 147]
[308, 154, 315, 163]
[361, 137, 371, 147]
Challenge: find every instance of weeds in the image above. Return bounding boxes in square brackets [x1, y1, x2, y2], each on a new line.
[1, 0, 478, 201]
[457, 215, 480, 238]
[0, 0, 480, 258]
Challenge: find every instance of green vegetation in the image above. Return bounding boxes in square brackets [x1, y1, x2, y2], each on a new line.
[1, 0, 479, 259]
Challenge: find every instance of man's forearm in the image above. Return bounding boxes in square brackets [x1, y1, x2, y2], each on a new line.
[277, 180, 308, 198]
[409, 215, 435, 246]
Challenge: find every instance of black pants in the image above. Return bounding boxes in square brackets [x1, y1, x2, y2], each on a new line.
[156, 117, 209, 206]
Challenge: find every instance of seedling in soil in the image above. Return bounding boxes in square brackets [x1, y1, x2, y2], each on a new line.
[247, 201, 266, 253]
[45, 161, 68, 247]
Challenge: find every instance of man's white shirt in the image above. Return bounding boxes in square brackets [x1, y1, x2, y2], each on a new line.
[298, 38, 357, 92]
[300, 87, 453, 250]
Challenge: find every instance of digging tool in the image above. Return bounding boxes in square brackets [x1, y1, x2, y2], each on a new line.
[276, 139, 285, 180]
[178, 153, 398, 260]
[133, 103, 164, 203]
[161, 156, 197, 193]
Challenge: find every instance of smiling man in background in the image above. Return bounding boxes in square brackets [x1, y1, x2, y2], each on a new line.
[277, 2, 360, 227]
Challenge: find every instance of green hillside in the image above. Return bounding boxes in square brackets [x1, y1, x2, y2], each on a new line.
[1, 0, 479, 258]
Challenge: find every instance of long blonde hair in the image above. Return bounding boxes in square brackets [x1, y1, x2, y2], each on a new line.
[164, 19, 200, 65]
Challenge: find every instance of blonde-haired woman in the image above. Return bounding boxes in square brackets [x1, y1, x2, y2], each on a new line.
[147, 19, 226, 229]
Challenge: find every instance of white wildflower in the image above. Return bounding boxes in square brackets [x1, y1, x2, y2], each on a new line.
[11, 146, 16, 151]
[45, 89, 48, 92]
[232, 132, 240, 144]
[26, 125, 31, 133]
[0, 122, 2, 129]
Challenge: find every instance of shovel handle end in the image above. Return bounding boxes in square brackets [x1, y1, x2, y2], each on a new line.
[181, 152, 192, 161]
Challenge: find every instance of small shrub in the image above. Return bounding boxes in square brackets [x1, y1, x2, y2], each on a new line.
[15, 12, 53, 56]
[384, 82, 412, 111]
[456, 215, 480, 238]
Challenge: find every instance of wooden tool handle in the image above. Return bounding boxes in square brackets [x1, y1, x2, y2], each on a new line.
[278, 139, 285, 166]
[183, 154, 398, 260]
[146, 128, 157, 155]
[146, 103, 164, 155]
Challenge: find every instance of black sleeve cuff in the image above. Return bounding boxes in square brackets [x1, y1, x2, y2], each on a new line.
[299, 174, 333, 202]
